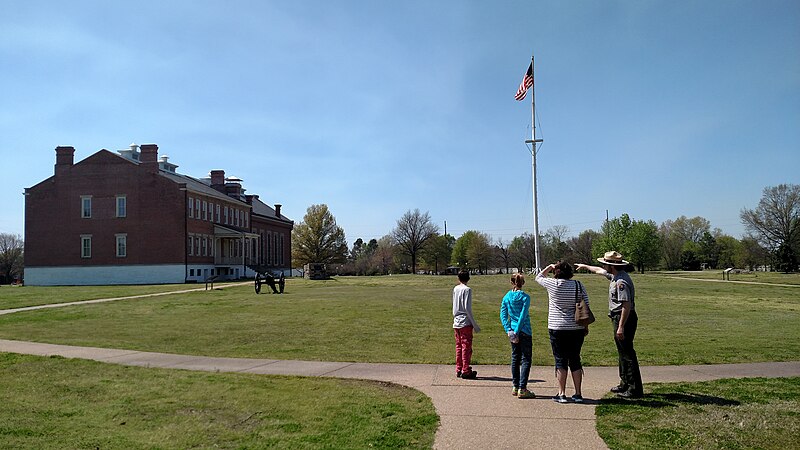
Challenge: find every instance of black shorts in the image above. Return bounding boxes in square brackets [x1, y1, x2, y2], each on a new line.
[548, 329, 585, 372]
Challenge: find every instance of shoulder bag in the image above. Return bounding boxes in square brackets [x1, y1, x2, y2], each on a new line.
[574, 280, 595, 327]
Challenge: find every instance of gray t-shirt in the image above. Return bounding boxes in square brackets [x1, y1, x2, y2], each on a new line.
[604, 270, 635, 314]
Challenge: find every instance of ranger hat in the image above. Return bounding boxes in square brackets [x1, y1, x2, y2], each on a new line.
[597, 251, 631, 266]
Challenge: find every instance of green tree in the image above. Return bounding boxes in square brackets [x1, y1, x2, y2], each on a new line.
[291, 204, 348, 267]
[659, 216, 711, 270]
[594, 214, 661, 273]
[697, 231, 720, 269]
[716, 235, 743, 269]
[421, 234, 453, 274]
[391, 209, 439, 274]
[740, 236, 769, 271]
[465, 231, 493, 274]
[681, 241, 702, 271]
[451, 231, 475, 269]
[626, 220, 662, 273]
[452, 230, 492, 272]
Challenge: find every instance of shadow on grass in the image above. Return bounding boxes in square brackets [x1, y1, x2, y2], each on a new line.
[601, 392, 740, 408]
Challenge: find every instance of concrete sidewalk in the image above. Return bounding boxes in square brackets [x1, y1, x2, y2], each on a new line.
[1, 339, 798, 449]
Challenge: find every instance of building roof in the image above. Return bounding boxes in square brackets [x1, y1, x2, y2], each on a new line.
[158, 170, 244, 205]
[251, 196, 292, 224]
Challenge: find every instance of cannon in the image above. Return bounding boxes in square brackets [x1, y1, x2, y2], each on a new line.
[254, 270, 285, 294]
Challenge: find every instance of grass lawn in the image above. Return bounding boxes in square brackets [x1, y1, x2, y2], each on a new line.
[655, 270, 800, 285]
[0, 352, 437, 449]
[596, 377, 800, 449]
[0, 283, 215, 310]
[0, 274, 797, 365]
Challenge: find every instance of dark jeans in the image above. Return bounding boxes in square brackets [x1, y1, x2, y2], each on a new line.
[510, 332, 532, 389]
[611, 310, 643, 394]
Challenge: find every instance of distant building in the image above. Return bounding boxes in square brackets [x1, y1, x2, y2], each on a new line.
[24, 144, 293, 285]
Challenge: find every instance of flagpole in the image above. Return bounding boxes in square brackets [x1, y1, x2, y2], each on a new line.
[525, 54, 543, 272]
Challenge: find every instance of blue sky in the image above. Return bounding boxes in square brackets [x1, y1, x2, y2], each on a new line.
[1, 0, 798, 245]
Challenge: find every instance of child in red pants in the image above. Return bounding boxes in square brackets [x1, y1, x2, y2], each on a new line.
[453, 270, 480, 379]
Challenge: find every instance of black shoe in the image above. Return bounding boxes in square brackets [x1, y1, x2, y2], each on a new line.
[461, 370, 478, 379]
[456, 371, 462, 378]
[616, 390, 643, 399]
[610, 384, 629, 394]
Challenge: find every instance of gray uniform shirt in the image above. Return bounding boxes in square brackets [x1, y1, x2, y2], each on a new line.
[604, 270, 635, 314]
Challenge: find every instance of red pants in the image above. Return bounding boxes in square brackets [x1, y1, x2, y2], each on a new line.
[454, 326, 474, 374]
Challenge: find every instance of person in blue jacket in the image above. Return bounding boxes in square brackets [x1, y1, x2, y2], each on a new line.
[500, 273, 534, 398]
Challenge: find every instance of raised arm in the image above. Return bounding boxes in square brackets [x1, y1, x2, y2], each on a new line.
[574, 263, 608, 276]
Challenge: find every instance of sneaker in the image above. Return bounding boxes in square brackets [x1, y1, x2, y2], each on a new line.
[456, 371, 462, 378]
[610, 384, 628, 394]
[553, 394, 568, 403]
[512, 387, 519, 396]
[571, 394, 584, 403]
[461, 370, 478, 379]
[517, 388, 535, 399]
[616, 390, 643, 399]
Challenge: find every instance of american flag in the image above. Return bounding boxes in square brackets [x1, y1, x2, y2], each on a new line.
[514, 62, 534, 101]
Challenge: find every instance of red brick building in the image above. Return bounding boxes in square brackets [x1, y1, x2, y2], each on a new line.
[24, 144, 293, 285]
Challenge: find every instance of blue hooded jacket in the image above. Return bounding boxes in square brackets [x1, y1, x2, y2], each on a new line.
[500, 290, 532, 336]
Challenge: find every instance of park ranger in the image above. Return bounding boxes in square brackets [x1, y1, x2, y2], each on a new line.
[576, 251, 643, 398]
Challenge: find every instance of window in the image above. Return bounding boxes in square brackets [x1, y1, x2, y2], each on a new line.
[116, 234, 127, 257]
[268, 233, 272, 264]
[116, 195, 127, 218]
[202, 201, 207, 220]
[224, 207, 228, 224]
[81, 235, 92, 258]
[188, 198, 194, 218]
[190, 269, 195, 276]
[216, 204, 220, 223]
[195, 200, 200, 218]
[81, 196, 92, 218]
[279, 234, 284, 265]
[188, 236, 194, 256]
[201, 236, 207, 256]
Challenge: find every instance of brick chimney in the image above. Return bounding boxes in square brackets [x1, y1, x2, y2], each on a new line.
[139, 144, 159, 173]
[274, 204, 282, 218]
[55, 146, 75, 176]
[210, 170, 225, 188]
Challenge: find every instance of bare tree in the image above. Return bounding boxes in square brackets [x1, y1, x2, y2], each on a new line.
[0, 233, 24, 284]
[567, 229, 600, 265]
[391, 209, 439, 274]
[371, 235, 397, 275]
[741, 184, 800, 251]
[495, 238, 513, 274]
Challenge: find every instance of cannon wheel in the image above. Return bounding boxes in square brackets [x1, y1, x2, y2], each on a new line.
[254, 274, 262, 294]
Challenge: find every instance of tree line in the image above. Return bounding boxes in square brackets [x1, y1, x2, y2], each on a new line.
[291, 183, 800, 275]
[1, 184, 795, 284]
